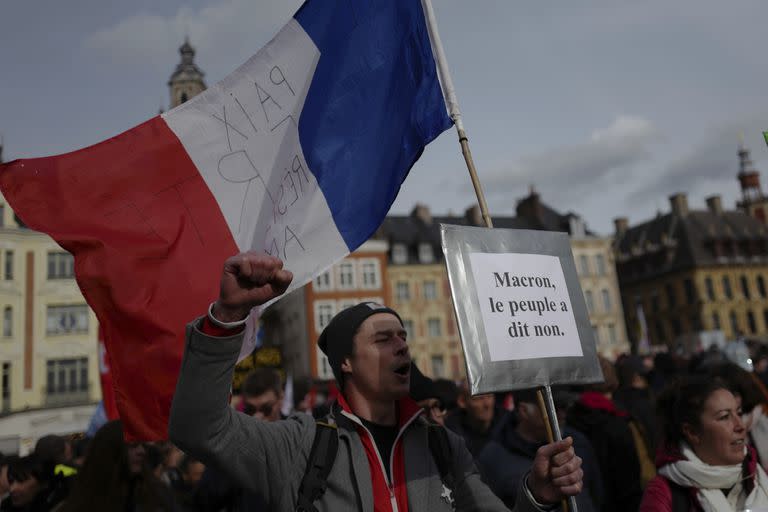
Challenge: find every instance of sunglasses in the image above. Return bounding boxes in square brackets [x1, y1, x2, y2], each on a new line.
[243, 400, 278, 417]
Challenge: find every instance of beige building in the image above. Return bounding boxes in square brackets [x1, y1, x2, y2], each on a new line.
[570, 236, 630, 358]
[0, 192, 101, 416]
[615, 146, 768, 349]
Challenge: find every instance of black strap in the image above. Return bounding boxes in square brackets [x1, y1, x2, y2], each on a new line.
[427, 424, 456, 496]
[668, 479, 690, 512]
[296, 420, 339, 512]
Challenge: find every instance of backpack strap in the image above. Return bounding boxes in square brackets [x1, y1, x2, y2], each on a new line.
[666, 478, 691, 512]
[427, 423, 457, 501]
[296, 419, 339, 512]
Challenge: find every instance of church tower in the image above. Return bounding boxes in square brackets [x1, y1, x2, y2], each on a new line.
[736, 138, 768, 224]
[168, 37, 206, 108]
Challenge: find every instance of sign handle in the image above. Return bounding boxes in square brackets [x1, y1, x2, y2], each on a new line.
[538, 385, 578, 512]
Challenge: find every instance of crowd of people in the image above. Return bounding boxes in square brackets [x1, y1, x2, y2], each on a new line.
[4, 252, 768, 511]
[4, 347, 768, 511]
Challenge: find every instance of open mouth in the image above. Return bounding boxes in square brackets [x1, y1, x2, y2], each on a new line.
[393, 362, 411, 377]
[732, 439, 745, 446]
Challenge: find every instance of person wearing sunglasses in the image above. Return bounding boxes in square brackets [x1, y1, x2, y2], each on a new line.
[240, 368, 284, 422]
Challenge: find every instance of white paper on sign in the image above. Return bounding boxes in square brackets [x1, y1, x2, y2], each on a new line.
[468, 252, 583, 361]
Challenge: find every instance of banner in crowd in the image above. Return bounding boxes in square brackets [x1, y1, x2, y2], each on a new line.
[0, 0, 452, 439]
[441, 225, 603, 395]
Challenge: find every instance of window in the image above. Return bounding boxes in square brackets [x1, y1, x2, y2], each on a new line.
[431, 355, 445, 378]
[316, 346, 334, 380]
[1, 362, 9, 411]
[314, 271, 332, 291]
[665, 283, 676, 308]
[705, 277, 715, 301]
[402, 319, 414, 338]
[595, 254, 606, 276]
[730, 311, 739, 336]
[418, 243, 434, 264]
[3, 251, 12, 280]
[314, 301, 336, 332]
[423, 281, 437, 301]
[655, 320, 665, 342]
[741, 276, 751, 299]
[337, 262, 355, 289]
[337, 298, 357, 311]
[46, 305, 89, 335]
[392, 244, 408, 264]
[712, 312, 721, 330]
[0, 205, 4, 227]
[671, 318, 681, 337]
[748, 311, 757, 334]
[396, 282, 410, 302]
[2, 307, 10, 337]
[180, 92, 188, 104]
[607, 323, 617, 344]
[360, 259, 380, 289]
[723, 276, 733, 300]
[684, 279, 696, 304]
[585, 290, 594, 313]
[47, 252, 75, 279]
[579, 255, 590, 275]
[759, 276, 767, 299]
[427, 318, 442, 337]
[601, 289, 612, 312]
[651, 292, 659, 313]
[46, 358, 89, 394]
[451, 355, 460, 378]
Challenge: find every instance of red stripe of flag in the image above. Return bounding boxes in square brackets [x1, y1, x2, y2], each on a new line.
[0, 117, 238, 440]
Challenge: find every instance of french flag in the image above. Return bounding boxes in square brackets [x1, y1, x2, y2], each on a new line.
[0, 0, 452, 440]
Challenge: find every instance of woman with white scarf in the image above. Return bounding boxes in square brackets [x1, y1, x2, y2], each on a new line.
[640, 376, 768, 511]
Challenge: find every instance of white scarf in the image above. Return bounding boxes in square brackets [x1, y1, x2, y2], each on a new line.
[748, 407, 768, 471]
[659, 443, 768, 511]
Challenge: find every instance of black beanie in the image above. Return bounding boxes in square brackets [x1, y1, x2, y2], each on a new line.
[317, 302, 402, 385]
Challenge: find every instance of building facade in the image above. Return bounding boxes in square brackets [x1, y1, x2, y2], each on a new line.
[0, 191, 101, 419]
[302, 240, 390, 379]
[615, 146, 768, 348]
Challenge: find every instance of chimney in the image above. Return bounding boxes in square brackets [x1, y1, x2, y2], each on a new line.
[706, 195, 723, 215]
[464, 204, 483, 226]
[669, 193, 689, 216]
[614, 217, 628, 236]
[411, 203, 432, 225]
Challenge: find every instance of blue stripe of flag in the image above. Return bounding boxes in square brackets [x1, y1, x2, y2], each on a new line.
[295, 0, 453, 250]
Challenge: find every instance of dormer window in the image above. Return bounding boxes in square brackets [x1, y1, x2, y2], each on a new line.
[392, 244, 408, 264]
[418, 243, 434, 263]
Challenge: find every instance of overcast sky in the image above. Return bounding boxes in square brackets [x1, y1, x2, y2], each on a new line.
[2, 0, 768, 235]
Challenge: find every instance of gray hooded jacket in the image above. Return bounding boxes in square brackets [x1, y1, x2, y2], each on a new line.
[168, 320, 551, 512]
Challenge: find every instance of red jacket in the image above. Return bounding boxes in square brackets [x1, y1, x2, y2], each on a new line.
[639, 443, 759, 512]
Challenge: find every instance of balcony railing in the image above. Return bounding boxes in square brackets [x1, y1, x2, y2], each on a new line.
[43, 383, 93, 407]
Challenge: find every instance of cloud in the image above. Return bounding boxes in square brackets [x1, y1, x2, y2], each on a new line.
[482, 115, 660, 197]
[82, 0, 302, 79]
[632, 114, 768, 204]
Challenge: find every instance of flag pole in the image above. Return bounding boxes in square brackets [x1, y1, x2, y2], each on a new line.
[422, 2, 576, 510]
[421, 0, 493, 230]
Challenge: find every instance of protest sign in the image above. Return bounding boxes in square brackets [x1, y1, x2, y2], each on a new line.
[441, 224, 603, 395]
